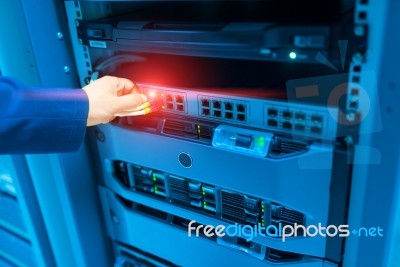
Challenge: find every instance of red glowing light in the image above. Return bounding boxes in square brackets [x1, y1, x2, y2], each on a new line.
[148, 93, 163, 112]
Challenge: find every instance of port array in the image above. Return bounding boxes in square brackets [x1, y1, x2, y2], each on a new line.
[199, 96, 248, 122]
[266, 105, 324, 136]
[163, 91, 186, 113]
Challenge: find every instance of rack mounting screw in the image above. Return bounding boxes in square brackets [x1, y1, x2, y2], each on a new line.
[352, 53, 363, 64]
[346, 112, 356, 122]
[57, 32, 64, 39]
[354, 25, 365, 36]
[96, 129, 106, 142]
[112, 215, 120, 224]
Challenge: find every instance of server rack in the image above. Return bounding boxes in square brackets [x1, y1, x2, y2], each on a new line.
[65, 1, 365, 266]
[0, 0, 399, 266]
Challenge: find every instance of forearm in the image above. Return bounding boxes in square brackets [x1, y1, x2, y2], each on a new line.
[0, 77, 88, 154]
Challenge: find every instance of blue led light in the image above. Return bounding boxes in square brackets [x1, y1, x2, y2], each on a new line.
[289, 52, 297, 59]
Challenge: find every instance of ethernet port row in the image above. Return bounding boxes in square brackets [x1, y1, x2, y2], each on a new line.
[237, 104, 246, 112]
[237, 114, 245, 121]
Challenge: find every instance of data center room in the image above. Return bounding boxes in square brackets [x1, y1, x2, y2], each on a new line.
[0, 0, 400, 267]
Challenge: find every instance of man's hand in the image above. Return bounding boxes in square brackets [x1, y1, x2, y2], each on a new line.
[83, 76, 148, 126]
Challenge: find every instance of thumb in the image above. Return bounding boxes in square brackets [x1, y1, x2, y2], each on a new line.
[113, 93, 148, 112]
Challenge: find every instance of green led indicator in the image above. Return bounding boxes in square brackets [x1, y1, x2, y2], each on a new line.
[154, 186, 158, 193]
[152, 173, 156, 181]
[203, 201, 207, 205]
[202, 191, 206, 195]
[255, 136, 265, 147]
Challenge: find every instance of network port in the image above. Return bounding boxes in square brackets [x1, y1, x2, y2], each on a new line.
[237, 104, 246, 112]
[166, 103, 173, 110]
[201, 99, 210, 107]
[202, 108, 210, 115]
[166, 94, 173, 102]
[282, 111, 292, 119]
[213, 101, 221, 109]
[282, 122, 292, 129]
[225, 112, 233, 119]
[294, 124, 305, 131]
[237, 114, 245, 121]
[214, 110, 221, 117]
[311, 115, 323, 123]
[175, 95, 184, 104]
[268, 119, 278, 127]
[311, 126, 322, 134]
[268, 108, 278, 117]
[295, 112, 306, 121]
[225, 102, 233, 110]
[176, 104, 184, 112]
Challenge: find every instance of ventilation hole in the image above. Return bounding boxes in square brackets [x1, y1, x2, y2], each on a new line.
[352, 76, 360, 83]
[358, 11, 367, 20]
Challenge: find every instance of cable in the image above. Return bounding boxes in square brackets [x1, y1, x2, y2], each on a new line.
[90, 54, 146, 83]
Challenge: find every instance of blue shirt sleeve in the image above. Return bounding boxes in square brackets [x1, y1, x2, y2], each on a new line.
[0, 77, 89, 154]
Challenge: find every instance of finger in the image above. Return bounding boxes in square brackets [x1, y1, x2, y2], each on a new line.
[115, 107, 152, 117]
[123, 102, 150, 112]
[114, 93, 148, 112]
[114, 77, 135, 95]
[118, 83, 142, 96]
